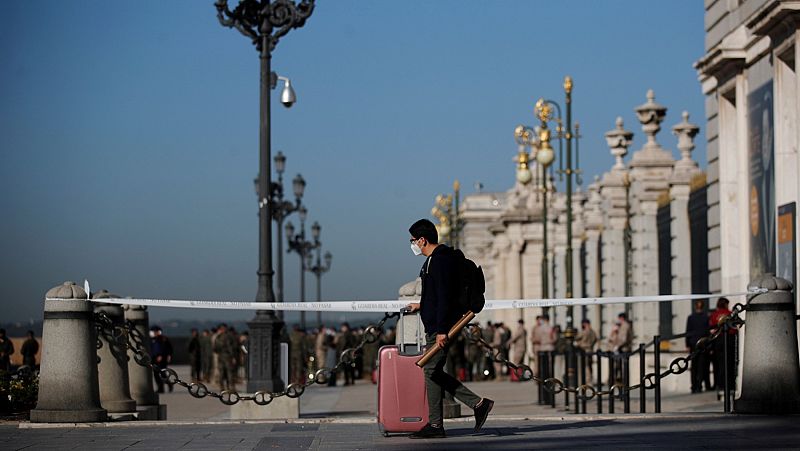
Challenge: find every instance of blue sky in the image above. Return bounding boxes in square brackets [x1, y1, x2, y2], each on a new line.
[0, 1, 705, 323]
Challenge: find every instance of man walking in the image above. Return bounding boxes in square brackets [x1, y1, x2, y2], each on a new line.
[406, 219, 493, 439]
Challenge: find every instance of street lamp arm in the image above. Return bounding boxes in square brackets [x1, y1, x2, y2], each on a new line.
[215, 0, 316, 53]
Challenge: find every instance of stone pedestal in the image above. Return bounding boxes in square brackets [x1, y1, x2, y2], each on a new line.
[30, 282, 108, 423]
[94, 291, 137, 414]
[123, 304, 163, 418]
[230, 395, 299, 419]
[735, 275, 800, 414]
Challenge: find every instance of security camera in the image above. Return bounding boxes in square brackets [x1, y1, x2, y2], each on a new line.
[280, 78, 296, 108]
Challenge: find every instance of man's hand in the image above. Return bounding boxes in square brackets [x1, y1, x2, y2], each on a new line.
[436, 334, 448, 348]
[406, 303, 420, 312]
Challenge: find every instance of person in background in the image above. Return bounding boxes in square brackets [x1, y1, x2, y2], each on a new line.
[213, 323, 238, 392]
[335, 323, 355, 386]
[0, 328, 14, 372]
[709, 297, 737, 396]
[290, 325, 307, 385]
[510, 319, 527, 365]
[20, 330, 39, 369]
[200, 329, 213, 383]
[188, 328, 201, 382]
[150, 326, 173, 393]
[575, 319, 597, 380]
[686, 300, 711, 393]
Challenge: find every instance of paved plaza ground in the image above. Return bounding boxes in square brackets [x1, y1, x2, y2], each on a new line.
[2, 366, 799, 449]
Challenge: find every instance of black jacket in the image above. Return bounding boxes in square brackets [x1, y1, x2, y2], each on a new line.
[685, 311, 709, 348]
[419, 245, 463, 335]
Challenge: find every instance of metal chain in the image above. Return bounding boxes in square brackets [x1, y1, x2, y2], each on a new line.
[94, 311, 400, 406]
[462, 302, 747, 401]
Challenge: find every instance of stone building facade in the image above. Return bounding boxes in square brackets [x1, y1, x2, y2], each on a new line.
[695, 0, 799, 301]
[458, 91, 707, 346]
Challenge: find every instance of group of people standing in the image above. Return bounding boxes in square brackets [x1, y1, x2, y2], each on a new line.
[185, 324, 249, 392]
[0, 329, 39, 371]
[685, 297, 738, 395]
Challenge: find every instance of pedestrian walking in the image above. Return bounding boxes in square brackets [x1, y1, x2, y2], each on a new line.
[405, 219, 493, 439]
[20, 330, 39, 369]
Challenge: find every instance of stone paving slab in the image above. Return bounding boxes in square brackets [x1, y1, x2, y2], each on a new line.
[3, 415, 800, 450]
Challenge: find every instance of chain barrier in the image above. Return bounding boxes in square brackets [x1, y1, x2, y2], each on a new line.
[93, 311, 399, 406]
[462, 301, 748, 402]
[91, 299, 749, 406]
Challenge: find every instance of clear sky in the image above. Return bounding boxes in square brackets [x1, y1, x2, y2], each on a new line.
[1, 1, 705, 324]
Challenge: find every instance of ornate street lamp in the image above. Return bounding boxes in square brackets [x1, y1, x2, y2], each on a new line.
[531, 77, 582, 410]
[514, 123, 555, 309]
[265, 150, 306, 320]
[307, 241, 332, 330]
[215, 0, 315, 393]
[286, 213, 320, 331]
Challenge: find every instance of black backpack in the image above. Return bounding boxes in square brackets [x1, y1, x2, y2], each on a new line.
[453, 249, 486, 314]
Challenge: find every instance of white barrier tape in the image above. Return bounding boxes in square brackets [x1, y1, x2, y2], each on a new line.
[46, 290, 762, 312]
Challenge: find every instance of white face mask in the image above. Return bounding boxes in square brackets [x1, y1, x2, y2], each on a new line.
[411, 242, 422, 256]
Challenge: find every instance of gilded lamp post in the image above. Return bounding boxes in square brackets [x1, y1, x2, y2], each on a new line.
[513, 124, 555, 307]
[215, 0, 315, 393]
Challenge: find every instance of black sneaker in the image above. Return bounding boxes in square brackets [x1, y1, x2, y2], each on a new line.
[473, 398, 494, 432]
[409, 424, 446, 439]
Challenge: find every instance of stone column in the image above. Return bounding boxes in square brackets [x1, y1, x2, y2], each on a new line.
[669, 112, 702, 333]
[600, 117, 634, 337]
[123, 303, 162, 419]
[93, 290, 137, 414]
[629, 90, 676, 340]
[735, 275, 800, 413]
[30, 282, 107, 423]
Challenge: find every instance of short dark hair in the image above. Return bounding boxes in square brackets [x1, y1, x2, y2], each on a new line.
[717, 297, 729, 309]
[581, 319, 590, 325]
[409, 219, 438, 244]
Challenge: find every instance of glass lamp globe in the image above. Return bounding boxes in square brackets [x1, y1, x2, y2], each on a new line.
[516, 168, 533, 185]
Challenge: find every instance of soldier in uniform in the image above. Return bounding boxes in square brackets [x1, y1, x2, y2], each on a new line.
[213, 324, 238, 391]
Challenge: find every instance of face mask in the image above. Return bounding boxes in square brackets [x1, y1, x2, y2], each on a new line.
[411, 242, 422, 256]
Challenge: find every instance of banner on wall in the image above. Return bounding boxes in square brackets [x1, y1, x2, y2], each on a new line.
[748, 80, 775, 277]
[777, 202, 796, 293]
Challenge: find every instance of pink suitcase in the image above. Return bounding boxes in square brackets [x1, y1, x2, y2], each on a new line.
[377, 345, 429, 436]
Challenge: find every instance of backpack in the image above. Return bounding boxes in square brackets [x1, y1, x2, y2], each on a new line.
[453, 249, 486, 314]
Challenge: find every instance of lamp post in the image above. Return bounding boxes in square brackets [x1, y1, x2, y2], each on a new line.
[533, 77, 582, 331]
[215, 0, 315, 393]
[513, 124, 555, 310]
[265, 150, 306, 320]
[307, 245, 332, 330]
[286, 213, 319, 331]
[532, 77, 582, 410]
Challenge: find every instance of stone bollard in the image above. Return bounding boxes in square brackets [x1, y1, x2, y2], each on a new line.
[735, 274, 800, 413]
[30, 282, 107, 423]
[93, 290, 137, 415]
[123, 303, 164, 420]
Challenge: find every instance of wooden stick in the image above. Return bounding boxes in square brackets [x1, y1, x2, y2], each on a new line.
[415, 311, 476, 367]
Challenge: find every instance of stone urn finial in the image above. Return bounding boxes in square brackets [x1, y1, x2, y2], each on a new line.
[672, 111, 700, 169]
[634, 89, 667, 151]
[604, 116, 633, 170]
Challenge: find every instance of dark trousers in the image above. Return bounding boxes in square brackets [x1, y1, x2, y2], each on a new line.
[712, 335, 737, 391]
[423, 333, 481, 426]
[689, 346, 711, 392]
